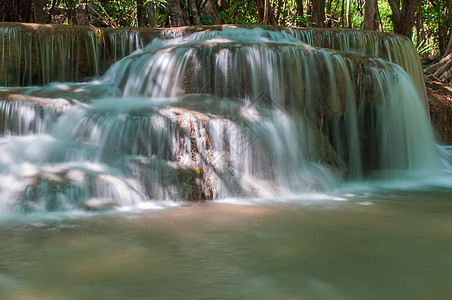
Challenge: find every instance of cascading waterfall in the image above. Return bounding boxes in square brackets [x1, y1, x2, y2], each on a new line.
[0, 25, 448, 213]
[0, 100, 59, 135]
[0, 24, 427, 92]
[289, 28, 428, 108]
[0, 24, 100, 86]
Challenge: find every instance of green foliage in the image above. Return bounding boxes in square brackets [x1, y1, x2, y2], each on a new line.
[217, 0, 258, 24]
[417, 40, 435, 55]
[196, 0, 209, 11]
[199, 14, 214, 25]
[149, 0, 169, 25]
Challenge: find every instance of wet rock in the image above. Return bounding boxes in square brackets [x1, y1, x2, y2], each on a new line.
[0, 91, 71, 111]
[426, 77, 452, 144]
[84, 198, 115, 211]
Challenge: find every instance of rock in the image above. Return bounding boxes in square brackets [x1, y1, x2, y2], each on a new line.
[0, 91, 71, 112]
[426, 76, 452, 144]
[84, 198, 115, 211]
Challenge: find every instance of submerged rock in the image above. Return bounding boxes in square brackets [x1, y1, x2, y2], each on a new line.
[84, 198, 116, 211]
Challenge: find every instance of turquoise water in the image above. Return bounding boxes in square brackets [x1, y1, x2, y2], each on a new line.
[1, 186, 451, 299]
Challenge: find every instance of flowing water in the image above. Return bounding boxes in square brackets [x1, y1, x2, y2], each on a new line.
[0, 26, 451, 299]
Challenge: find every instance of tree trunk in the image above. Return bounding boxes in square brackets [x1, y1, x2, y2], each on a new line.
[66, 0, 75, 25]
[217, 0, 229, 12]
[363, 0, 376, 30]
[256, 0, 263, 23]
[168, 0, 188, 27]
[295, 0, 303, 26]
[137, 0, 144, 27]
[307, 0, 325, 27]
[387, 0, 401, 30]
[444, 29, 452, 57]
[340, 0, 345, 26]
[448, 0, 452, 29]
[0, 0, 33, 22]
[201, 0, 220, 24]
[188, 0, 200, 25]
[375, 1, 383, 30]
[32, 0, 46, 23]
[48, 0, 57, 23]
[255, 0, 277, 25]
[398, 0, 419, 38]
[346, 0, 351, 27]
[415, 3, 422, 46]
[263, 0, 269, 25]
[267, 2, 278, 25]
[145, 1, 156, 27]
[388, 0, 419, 38]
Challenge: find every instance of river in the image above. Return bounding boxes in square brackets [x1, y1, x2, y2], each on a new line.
[1, 181, 452, 299]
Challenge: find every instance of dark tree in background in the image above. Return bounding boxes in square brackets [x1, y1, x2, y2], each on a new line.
[168, 0, 189, 27]
[145, 1, 157, 28]
[32, 0, 47, 23]
[306, 0, 325, 27]
[0, 0, 33, 22]
[295, 0, 304, 26]
[388, 0, 420, 38]
[363, 0, 376, 30]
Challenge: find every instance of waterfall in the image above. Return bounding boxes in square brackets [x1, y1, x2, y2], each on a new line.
[0, 24, 99, 86]
[289, 28, 429, 112]
[0, 100, 59, 135]
[0, 25, 447, 213]
[0, 24, 426, 92]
